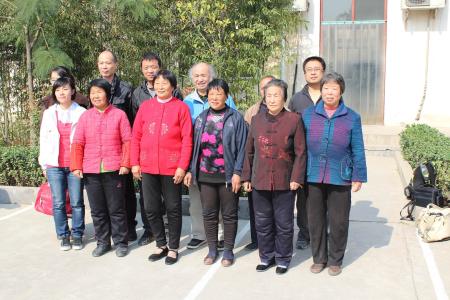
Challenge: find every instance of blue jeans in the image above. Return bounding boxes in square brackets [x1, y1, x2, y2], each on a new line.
[46, 167, 85, 238]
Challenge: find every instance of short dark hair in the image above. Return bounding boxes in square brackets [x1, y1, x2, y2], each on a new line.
[50, 66, 74, 80]
[100, 50, 118, 63]
[206, 79, 230, 97]
[302, 56, 326, 73]
[320, 72, 345, 94]
[52, 77, 76, 101]
[141, 52, 162, 68]
[88, 78, 112, 101]
[264, 79, 288, 101]
[154, 70, 177, 89]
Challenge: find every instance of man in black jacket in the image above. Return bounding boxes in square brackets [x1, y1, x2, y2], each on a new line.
[288, 56, 326, 250]
[131, 52, 183, 122]
[130, 52, 183, 246]
[97, 50, 138, 243]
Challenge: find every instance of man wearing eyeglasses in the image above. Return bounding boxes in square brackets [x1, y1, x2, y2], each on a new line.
[289, 56, 326, 114]
[288, 56, 326, 250]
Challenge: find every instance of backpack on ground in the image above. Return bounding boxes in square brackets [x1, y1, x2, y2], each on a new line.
[400, 162, 447, 221]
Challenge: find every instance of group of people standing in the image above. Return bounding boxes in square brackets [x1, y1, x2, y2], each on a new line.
[38, 52, 367, 276]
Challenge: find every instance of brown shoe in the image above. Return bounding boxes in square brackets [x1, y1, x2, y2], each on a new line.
[221, 258, 234, 267]
[310, 263, 326, 274]
[203, 255, 217, 265]
[328, 265, 342, 276]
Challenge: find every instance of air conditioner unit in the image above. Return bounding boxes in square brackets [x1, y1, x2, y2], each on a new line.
[293, 0, 309, 12]
[401, 0, 446, 10]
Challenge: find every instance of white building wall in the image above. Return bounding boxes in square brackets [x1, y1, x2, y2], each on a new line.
[298, 0, 450, 126]
[293, 0, 321, 89]
[385, 1, 450, 126]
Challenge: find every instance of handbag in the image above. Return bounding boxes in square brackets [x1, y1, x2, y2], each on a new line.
[34, 182, 72, 216]
[416, 203, 450, 242]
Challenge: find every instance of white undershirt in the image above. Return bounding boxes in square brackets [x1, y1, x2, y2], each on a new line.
[157, 97, 172, 104]
[56, 103, 75, 123]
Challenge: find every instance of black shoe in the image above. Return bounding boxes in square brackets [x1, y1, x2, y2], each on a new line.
[296, 237, 310, 250]
[92, 244, 112, 257]
[60, 237, 71, 251]
[128, 230, 138, 242]
[296, 232, 310, 250]
[187, 239, 206, 249]
[116, 246, 128, 257]
[217, 240, 225, 251]
[148, 247, 169, 261]
[244, 241, 258, 251]
[256, 259, 276, 272]
[138, 231, 154, 246]
[276, 266, 288, 275]
[165, 251, 179, 265]
[72, 237, 83, 250]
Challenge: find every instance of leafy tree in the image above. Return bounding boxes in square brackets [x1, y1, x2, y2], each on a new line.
[1, 0, 72, 144]
[174, 0, 301, 108]
[0, 0, 303, 146]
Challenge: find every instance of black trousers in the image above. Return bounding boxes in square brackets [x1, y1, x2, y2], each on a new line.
[125, 173, 137, 234]
[307, 183, 351, 266]
[142, 173, 182, 250]
[198, 182, 238, 251]
[296, 186, 310, 241]
[248, 191, 257, 244]
[253, 189, 295, 267]
[138, 180, 151, 232]
[84, 172, 128, 247]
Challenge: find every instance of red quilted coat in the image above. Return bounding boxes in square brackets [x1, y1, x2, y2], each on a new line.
[130, 97, 193, 175]
[70, 105, 131, 173]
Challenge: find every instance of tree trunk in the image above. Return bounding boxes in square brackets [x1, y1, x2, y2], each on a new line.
[2, 68, 11, 145]
[25, 25, 36, 145]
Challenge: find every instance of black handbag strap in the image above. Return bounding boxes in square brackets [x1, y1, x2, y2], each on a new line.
[400, 199, 416, 221]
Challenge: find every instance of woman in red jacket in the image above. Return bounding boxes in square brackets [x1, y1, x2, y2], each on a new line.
[131, 70, 193, 265]
[71, 79, 132, 258]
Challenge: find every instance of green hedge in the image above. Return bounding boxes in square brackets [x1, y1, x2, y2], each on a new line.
[399, 124, 450, 196]
[0, 146, 44, 187]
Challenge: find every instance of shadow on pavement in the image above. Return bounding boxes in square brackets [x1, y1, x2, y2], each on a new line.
[344, 200, 393, 267]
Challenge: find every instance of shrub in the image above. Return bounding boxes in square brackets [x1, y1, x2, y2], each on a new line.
[399, 124, 450, 196]
[0, 146, 44, 187]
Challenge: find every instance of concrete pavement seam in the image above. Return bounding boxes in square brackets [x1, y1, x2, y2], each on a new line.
[401, 224, 420, 300]
[0, 205, 33, 221]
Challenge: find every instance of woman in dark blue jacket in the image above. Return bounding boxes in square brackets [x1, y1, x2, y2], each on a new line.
[302, 72, 367, 276]
[184, 79, 247, 267]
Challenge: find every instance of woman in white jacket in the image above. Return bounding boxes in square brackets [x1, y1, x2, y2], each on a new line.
[39, 76, 86, 251]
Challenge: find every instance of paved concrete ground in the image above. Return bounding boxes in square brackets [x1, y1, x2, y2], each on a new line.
[1, 152, 449, 300]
